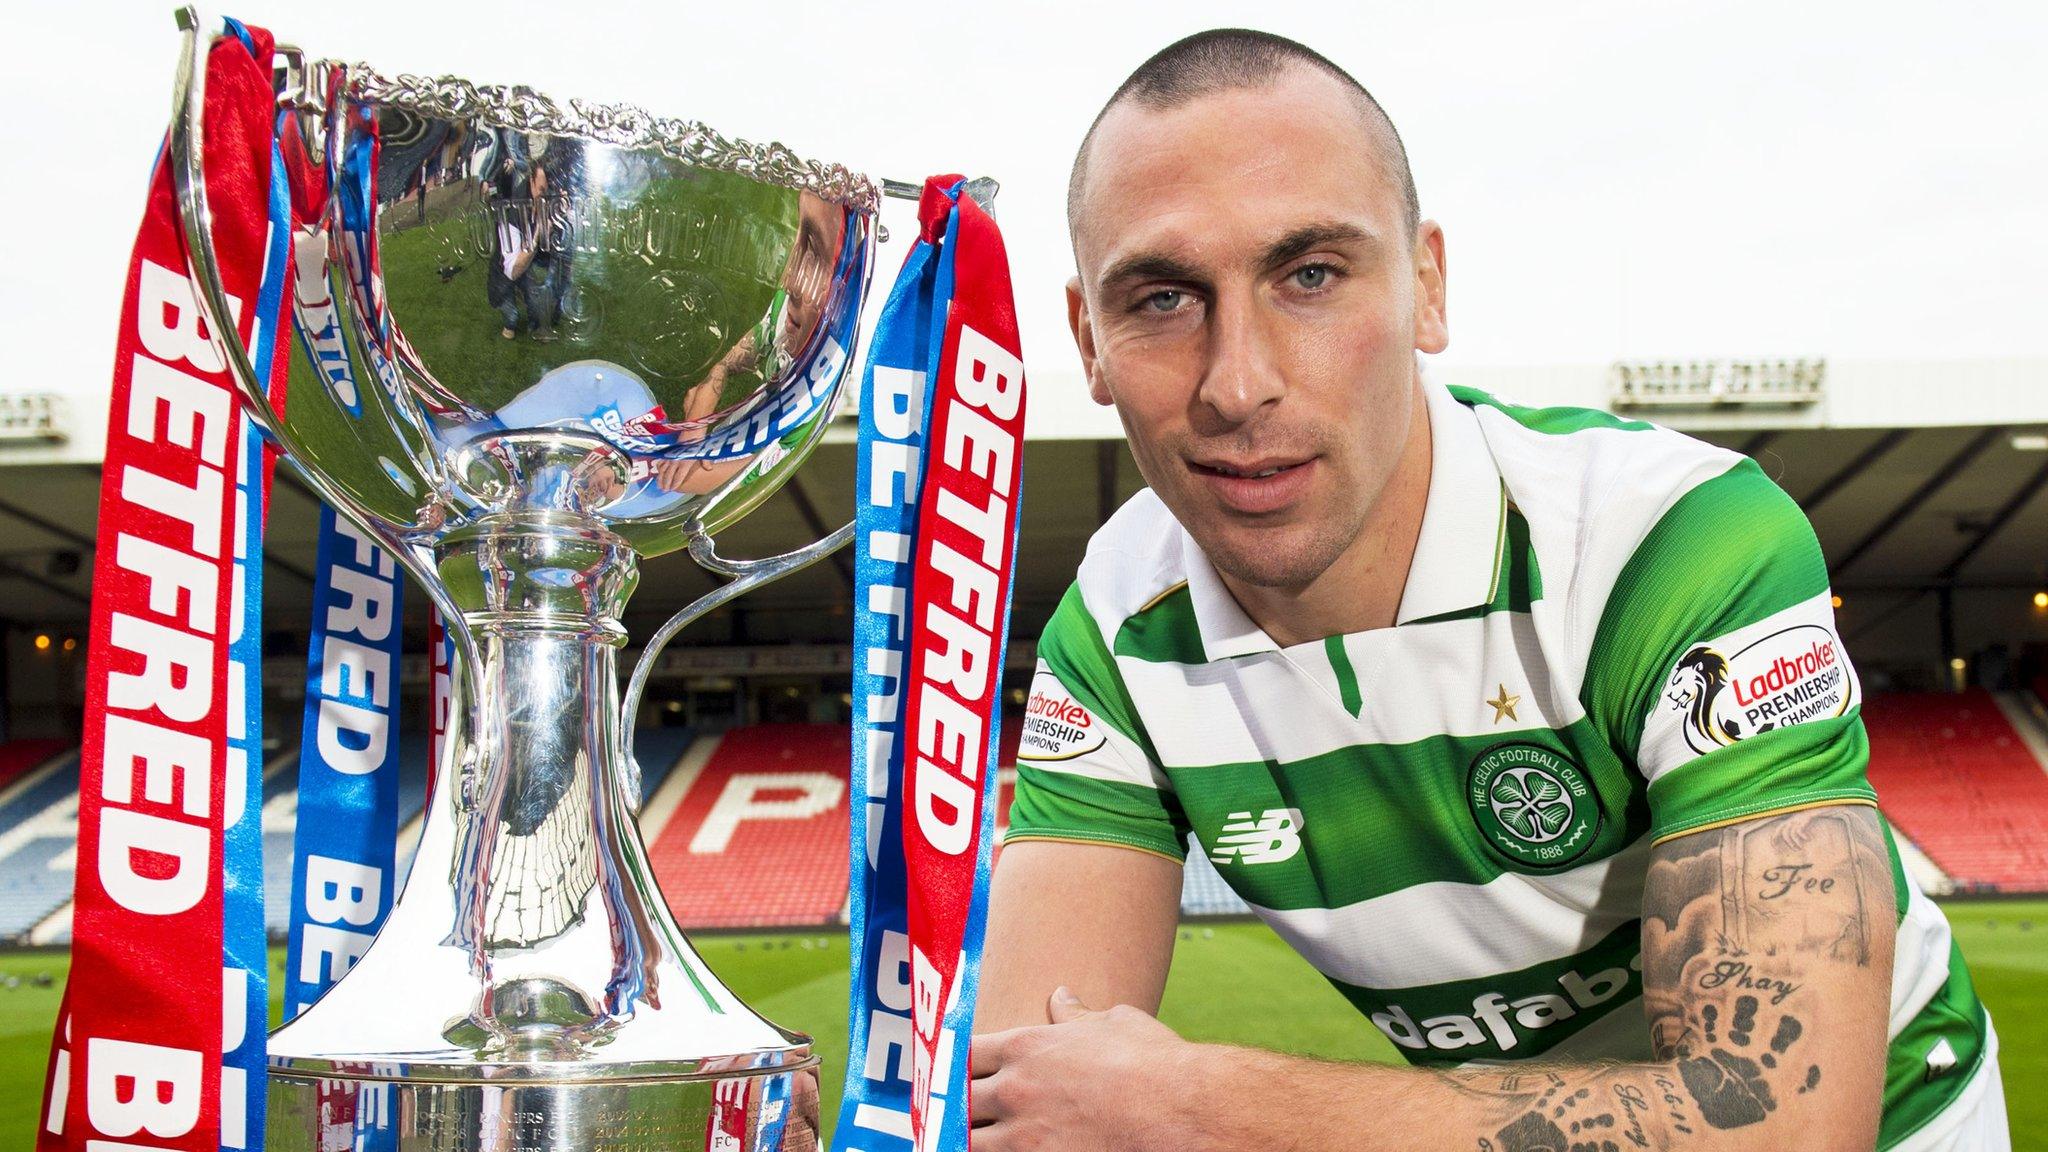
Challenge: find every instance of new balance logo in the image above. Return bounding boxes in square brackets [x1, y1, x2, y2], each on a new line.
[1209, 809, 1304, 866]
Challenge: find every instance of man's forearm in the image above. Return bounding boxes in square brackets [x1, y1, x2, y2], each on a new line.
[971, 809, 1893, 1151]
[1154, 809, 1892, 1152]
[1170, 1046, 1812, 1152]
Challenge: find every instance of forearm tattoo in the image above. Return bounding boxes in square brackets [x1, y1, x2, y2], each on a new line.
[1457, 805, 1894, 1152]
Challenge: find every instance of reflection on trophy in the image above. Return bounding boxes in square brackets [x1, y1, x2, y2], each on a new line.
[167, 12, 904, 1150]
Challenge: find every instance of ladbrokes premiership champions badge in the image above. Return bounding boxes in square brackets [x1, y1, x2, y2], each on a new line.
[1664, 624, 1854, 756]
[1018, 668, 1107, 763]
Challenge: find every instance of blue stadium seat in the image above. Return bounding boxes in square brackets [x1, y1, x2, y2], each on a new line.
[1178, 836, 1252, 917]
[0, 748, 81, 941]
[631, 726, 695, 806]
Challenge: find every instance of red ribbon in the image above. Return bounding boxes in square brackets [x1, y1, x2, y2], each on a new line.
[897, 182, 1028, 1147]
[39, 25, 284, 1152]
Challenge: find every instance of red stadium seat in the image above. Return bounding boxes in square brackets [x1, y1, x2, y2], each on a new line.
[645, 719, 1025, 930]
[1864, 690, 2048, 892]
[649, 724, 855, 929]
[0, 739, 68, 792]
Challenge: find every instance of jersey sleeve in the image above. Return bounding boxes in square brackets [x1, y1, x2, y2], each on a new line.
[1006, 584, 1192, 862]
[1582, 457, 1873, 844]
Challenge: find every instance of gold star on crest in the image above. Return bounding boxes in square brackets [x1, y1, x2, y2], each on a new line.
[1486, 684, 1521, 724]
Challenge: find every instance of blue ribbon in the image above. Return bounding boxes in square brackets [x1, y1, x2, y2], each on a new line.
[335, 109, 384, 351]
[219, 26, 290, 1145]
[282, 506, 404, 1152]
[221, 425, 268, 1152]
[281, 56, 405, 1037]
[753, 1052, 792, 1150]
[839, 183, 996, 1152]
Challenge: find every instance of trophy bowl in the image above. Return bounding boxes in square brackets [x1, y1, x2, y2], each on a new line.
[170, 13, 889, 1150]
[264, 62, 874, 556]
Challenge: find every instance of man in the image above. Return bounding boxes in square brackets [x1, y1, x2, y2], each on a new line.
[971, 29, 2006, 1152]
[492, 152, 561, 342]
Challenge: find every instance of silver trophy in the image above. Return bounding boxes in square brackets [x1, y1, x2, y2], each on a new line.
[167, 10, 964, 1149]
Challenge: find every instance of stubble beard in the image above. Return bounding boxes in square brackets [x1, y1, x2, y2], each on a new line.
[1195, 496, 1369, 593]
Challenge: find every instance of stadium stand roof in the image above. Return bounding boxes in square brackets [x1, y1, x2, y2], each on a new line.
[4, 358, 2048, 664]
[3, 359, 2048, 653]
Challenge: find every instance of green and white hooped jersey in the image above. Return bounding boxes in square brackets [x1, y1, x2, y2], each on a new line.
[1008, 382, 2001, 1150]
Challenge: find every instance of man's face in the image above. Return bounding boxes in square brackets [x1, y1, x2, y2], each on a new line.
[1069, 68, 1447, 592]
[780, 193, 846, 354]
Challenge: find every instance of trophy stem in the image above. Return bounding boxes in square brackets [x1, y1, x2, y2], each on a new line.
[264, 432, 819, 1149]
[451, 628, 623, 968]
[434, 431, 644, 985]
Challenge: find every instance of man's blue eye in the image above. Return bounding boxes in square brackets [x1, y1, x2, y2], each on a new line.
[1145, 290, 1183, 312]
[1294, 265, 1330, 290]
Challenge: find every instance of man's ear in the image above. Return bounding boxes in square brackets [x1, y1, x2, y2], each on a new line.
[1067, 276, 1112, 407]
[1412, 220, 1448, 355]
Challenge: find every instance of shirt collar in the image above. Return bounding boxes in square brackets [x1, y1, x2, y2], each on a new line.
[1393, 379, 1508, 626]
[1184, 529, 1276, 659]
[1181, 379, 1507, 660]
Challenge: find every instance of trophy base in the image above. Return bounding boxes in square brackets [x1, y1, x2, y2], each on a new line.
[265, 1059, 821, 1152]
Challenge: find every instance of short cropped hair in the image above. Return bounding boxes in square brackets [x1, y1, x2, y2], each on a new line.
[1068, 29, 1420, 242]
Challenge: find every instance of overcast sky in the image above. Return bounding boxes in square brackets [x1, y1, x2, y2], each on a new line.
[5, 0, 2044, 420]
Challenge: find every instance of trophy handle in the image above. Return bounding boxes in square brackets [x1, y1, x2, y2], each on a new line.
[167, 7, 485, 690]
[618, 521, 854, 809]
[881, 176, 1000, 210]
[875, 176, 998, 240]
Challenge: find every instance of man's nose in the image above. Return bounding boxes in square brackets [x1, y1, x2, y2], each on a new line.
[1196, 289, 1285, 426]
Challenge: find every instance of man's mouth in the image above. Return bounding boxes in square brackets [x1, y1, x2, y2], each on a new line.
[1193, 460, 1297, 479]
[1186, 455, 1315, 514]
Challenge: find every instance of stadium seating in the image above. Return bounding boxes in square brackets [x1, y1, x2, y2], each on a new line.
[631, 725, 697, 810]
[1179, 843, 1254, 916]
[0, 747, 80, 940]
[648, 724, 851, 929]
[1864, 690, 2048, 891]
[10, 693, 2046, 943]
[0, 727, 701, 946]
[0, 739, 67, 792]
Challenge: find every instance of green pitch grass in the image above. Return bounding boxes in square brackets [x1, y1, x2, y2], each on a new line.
[5, 900, 2042, 1150]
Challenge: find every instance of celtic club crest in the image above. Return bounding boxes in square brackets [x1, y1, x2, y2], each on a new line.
[1491, 768, 1574, 841]
[1467, 744, 1602, 868]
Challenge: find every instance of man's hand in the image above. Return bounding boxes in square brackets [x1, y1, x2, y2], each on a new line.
[970, 987, 1197, 1152]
